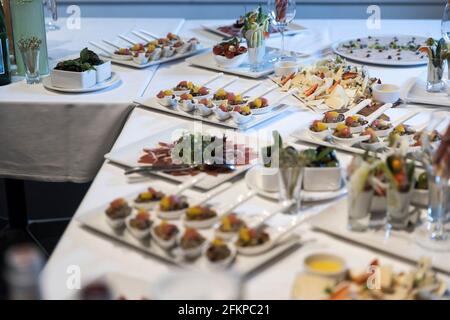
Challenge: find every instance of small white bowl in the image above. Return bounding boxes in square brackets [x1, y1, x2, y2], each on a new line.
[174, 42, 191, 54]
[111, 52, 133, 61]
[411, 188, 429, 208]
[213, 106, 232, 121]
[147, 48, 162, 61]
[156, 208, 186, 220]
[236, 239, 273, 256]
[360, 140, 385, 151]
[125, 215, 151, 240]
[214, 229, 238, 241]
[133, 199, 159, 211]
[304, 253, 347, 281]
[178, 99, 196, 112]
[95, 61, 112, 83]
[195, 103, 214, 117]
[132, 52, 148, 65]
[332, 134, 369, 146]
[205, 244, 236, 269]
[51, 69, 97, 89]
[308, 128, 330, 140]
[162, 46, 176, 58]
[150, 227, 178, 250]
[231, 111, 253, 125]
[177, 237, 206, 259]
[106, 215, 127, 230]
[303, 167, 342, 192]
[373, 127, 393, 138]
[274, 60, 299, 77]
[157, 96, 177, 108]
[214, 52, 248, 69]
[183, 215, 219, 229]
[173, 89, 190, 96]
[372, 84, 400, 104]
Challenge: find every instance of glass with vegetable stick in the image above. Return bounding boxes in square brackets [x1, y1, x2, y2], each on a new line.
[415, 111, 450, 251]
[419, 38, 448, 92]
[242, 6, 270, 72]
[268, 0, 296, 60]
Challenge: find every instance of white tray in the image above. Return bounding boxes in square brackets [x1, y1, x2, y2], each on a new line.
[332, 35, 428, 67]
[309, 197, 450, 275]
[202, 22, 307, 39]
[104, 126, 258, 190]
[134, 96, 290, 130]
[77, 198, 302, 277]
[100, 46, 206, 69]
[186, 50, 275, 79]
[402, 76, 450, 107]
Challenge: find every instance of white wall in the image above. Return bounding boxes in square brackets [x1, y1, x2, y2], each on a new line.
[57, 0, 445, 20]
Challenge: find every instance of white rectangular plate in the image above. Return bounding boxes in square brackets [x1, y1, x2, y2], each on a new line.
[402, 76, 450, 107]
[76, 201, 301, 278]
[134, 96, 290, 130]
[310, 198, 450, 274]
[202, 22, 307, 39]
[101, 46, 206, 69]
[186, 50, 275, 79]
[104, 125, 260, 190]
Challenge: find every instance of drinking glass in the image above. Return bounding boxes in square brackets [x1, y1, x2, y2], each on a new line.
[386, 184, 413, 230]
[278, 165, 303, 215]
[268, 0, 296, 60]
[19, 47, 40, 84]
[416, 111, 450, 251]
[43, 0, 59, 31]
[347, 189, 373, 232]
[426, 58, 445, 92]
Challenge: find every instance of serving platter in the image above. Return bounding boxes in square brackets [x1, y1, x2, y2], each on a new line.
[402, 76, 450, 107]
[202, 22, 307, 39]
[309, 197, 450, 274]
[134, 96, 290, 130]
[76, 192, 302, 277]
[332, 35, 428, 67]
[105, 126, 262, 190]
[245, 166, 348, 203]
[99, 46, 205, 69]
[42, 72, 122, 93]
[186, 49, 276, 79]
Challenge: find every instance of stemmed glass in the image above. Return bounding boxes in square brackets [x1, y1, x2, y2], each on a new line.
[43, 0, 59, 31]
[416, 111, 450, 251]
[268, 0, 296, 60]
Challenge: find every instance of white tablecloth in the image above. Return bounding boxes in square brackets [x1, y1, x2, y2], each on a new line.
[0, 18, 185, 182]
[41, 19, 449, 299]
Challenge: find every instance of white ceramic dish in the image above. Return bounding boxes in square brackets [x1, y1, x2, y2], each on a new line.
[178, 99, 196, 112]
[308, 128, 331, 140]
[231, 111, 254, 125]
[245, 166, 347, 202]
[106, 215, 127, 230]
[195, 102, 214, 117]
[132, 199, 159, 210]
[372, 84, 401, 104]
[95, 61, 112, 83]
[183, 215, 220, 229]
[125, 215, 151, 240]
[274, 60, 299, 77]
[332, 134, 369, 146]
[332, 35, 428, 67]
[303, 253, 347, 281]
[50, 69, 97, 89]
[213, 106, 232, 121]
[236, 239, 273, 256]
[205, 244, 237, 269]
[156, 208, 186, 220]
[150, 227, 178, 250]
[214, 52, 248, 69]
[214, 229, 238, 241]
[43, 72, 121, 93]
[157, 96, 177, 108]
[303, 167, 342, 192]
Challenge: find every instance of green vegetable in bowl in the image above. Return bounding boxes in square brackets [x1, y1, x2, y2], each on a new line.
[54, 60, 95, 72]
[80, 47, 104, 66]
[301, 146, 340, 168]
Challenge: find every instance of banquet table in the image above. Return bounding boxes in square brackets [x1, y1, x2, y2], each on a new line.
[40, 19, 450, 299]
[0, 18, 185, 183]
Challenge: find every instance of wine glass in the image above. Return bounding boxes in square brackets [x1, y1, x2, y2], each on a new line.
[43, 0, 59, 31]
[268, 0, 296, 60]
[415, 111, 450, 251]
